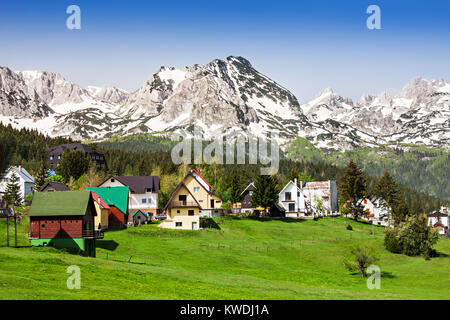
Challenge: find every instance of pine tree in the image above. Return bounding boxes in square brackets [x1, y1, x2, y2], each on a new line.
[3, 172, 22, 207]
[35, 165, 49, 191]
[375, 170, 402, 226]
[56, 150, 90, 181]
[338, 160, 367, 220]
[229, 167, 242, 205]
[289, 167, 299, 183]
[251, 174, 279, 214]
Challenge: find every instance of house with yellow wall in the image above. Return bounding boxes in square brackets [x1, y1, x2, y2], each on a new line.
[91, 191, 111, 231]
[159, 181, 202, 230]
[159, 169, 223, 230]
[183, 169, 223, 217]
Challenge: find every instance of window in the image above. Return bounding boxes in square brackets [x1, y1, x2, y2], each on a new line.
[288, 203, 295, 212]
[199, 200, 203, 203]
[297, 192, 300, 197]
[216, 200, 220, 203]
[57, 155, 61, 160]
[142, 199, 147, 204]
[249, 191, 253, 196]
[176, 222, 182, 227]
[111, 179, 115, 183]
[146, 188, 152, 193]
[177, 210, 180, 214]
[188, 210, 195, 216]
[49, 156, 54, 161]
[148, 198, 152, 203]
[194, 187, 200, 192]
[285, 192, 291, 201]
[41, 224, 46, 228]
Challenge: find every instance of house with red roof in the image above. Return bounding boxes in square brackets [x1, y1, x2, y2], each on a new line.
[90, 191, 111, 231]
[428, 206, 449, 236]
[160, 169, 223, 230]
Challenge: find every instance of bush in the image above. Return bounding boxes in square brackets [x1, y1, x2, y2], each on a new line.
[384, 229, 402, 254]
[384, 214, 439, 257]
[343, 246, 378, 277]
[346, 224, 353, 231]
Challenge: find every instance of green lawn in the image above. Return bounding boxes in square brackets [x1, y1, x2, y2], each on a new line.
[0, 216, 449, 299]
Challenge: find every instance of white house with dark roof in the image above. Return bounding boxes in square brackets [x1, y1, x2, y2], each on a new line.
[98, 175, 160, 218]
[278, 179, 306, 218]
[0, 166, 35, 202]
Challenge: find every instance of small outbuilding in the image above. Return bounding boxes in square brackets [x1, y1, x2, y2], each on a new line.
[132, 210, 149, 226]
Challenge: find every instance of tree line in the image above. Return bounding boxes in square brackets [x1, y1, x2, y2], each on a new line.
[0, 122, 444, 214]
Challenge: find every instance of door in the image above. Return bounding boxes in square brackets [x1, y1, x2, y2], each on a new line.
[288, 203, 295, 212]
[179, 195, 187, 205]
[210, 199, 215, 208]
[192, 222, 198, 230]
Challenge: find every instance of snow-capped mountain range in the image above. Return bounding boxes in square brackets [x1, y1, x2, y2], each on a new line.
[0, 56, 449, 151]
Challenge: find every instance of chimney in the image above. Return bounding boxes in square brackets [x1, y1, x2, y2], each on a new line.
[294, 178, 297, 186]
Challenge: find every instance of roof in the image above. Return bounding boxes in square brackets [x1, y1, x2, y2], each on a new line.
[279, 180, 302, 196]
[28, 191, 93, 217]
[163, 181, 202, 211]
[302, 181, 330, 189]
[132, 210, 148, 217]
[184, 169, 222, 200]
[429, 212, 448, 217]
[40, 181, 70, 192]
[5, 166, 34, 183]
[103, 176, 160, 194]
[191, 169, 214, 190]
[90, 191, 111, 210]
[433, 222, 446, 228]
[86, 186, 129, 215]
[240, 182, 255, 196]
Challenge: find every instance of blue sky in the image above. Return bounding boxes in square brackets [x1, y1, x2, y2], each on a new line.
[0, 0, 449, 102]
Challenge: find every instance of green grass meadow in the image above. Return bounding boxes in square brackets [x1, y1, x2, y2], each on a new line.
[0, 216, 449, 299]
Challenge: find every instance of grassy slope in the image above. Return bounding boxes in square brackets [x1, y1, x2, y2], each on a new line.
[0, 216, 449, 300]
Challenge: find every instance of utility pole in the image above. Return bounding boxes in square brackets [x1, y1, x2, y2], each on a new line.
[14, 209, 17, 248]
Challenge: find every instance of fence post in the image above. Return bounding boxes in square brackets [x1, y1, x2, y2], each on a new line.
[6, 215, 10, 247]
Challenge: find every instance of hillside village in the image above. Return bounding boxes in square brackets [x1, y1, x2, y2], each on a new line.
[0, 142, 448, 258]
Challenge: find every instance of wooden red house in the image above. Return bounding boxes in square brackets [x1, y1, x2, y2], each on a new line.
[28, 190, 101, 257]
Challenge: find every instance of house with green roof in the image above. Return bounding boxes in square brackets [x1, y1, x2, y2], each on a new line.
[86, 186, 130, 228]
[28, 190, 100, 257]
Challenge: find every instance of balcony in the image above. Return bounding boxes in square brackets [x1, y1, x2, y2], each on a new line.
[168, 201, 199, 208]
[82, 230, 104, 239]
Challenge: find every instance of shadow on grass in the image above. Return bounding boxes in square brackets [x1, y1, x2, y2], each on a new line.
[348, 271, 396, 279]
[434, 251, 449, 258]
[96, 240, 119, 251]
[279, 217, 310, 223]
[380, 271, 396, 279]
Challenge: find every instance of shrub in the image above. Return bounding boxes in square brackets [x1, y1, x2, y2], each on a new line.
[346, 224, 353, 231]
[384, 229, 402, 254]
[384, 214, 439, 257]
[343, 246, 378, 277]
